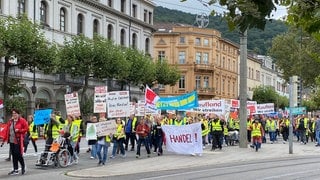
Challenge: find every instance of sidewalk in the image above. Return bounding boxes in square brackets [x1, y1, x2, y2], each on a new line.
[67, 141, 320, 178]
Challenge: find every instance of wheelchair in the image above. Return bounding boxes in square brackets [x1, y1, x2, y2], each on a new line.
[35, 136, 71, 168]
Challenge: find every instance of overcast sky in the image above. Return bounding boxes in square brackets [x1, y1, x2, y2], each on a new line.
[153, 0, 288, 20]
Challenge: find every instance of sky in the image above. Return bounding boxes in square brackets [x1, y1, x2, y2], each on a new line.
[153, 0, 288, 20]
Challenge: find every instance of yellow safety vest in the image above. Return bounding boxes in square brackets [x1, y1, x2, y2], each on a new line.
[251, 123, 262, 137]
[73, 119, 82, 136]
[52, 124, 60, 139]
[29, 121, 38, 139]
[201, 120, 209, 136]
[114, 124, 125, 139]
[211, 120, 222, 131]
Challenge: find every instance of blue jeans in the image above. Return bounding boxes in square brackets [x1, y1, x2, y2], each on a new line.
[96, 143, 108, 163]
[91, 143, 98, 158]
[112, 138, 125, 156]
[316, 130, 320, 145]
[269, 131, 276, 142]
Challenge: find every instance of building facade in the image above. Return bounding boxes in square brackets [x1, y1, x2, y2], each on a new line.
[153, 24, 239, 100]
[0, 0, 155, 117]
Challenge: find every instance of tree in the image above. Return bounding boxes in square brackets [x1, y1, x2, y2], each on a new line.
[181, 0, 290, 33]
[155, 60, 180, 86]
[0, 15, 57, 118]
[59, 35, 129, 116]
[269, 28, 320, 87]
[252, 85, 278, 104]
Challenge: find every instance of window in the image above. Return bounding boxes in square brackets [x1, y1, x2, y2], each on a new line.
[222, 79, 225, 92]
[222, 57, 225, 68]
[216, 78, 219, 93]
[121, 0, 126, 13]
[145, 38, 150, 54]
[179, 75, 185, 89]
[203, 76, 209, 88]
[195, 76, 201, 89]
[195, 52, 201, 64]
[195, 38, 201, 45]
[132, 33, 137, 49]
[227, 59, 230, 70]
[248, 67, 251, 78]
[204, 39, 209, 46]
[256, 70, 260, 81]
[77, 14, 84, 35]
[228, 81, 230, 94]
[233, 61, 236, 72]
[93, 19, 99, 36]
[108, 0, 112, 7]
[120, 29, 126, 46]
[148, 12, 152, 24]
[232, 82, 235, 95]
[144, 10, 147, 22]
[203, 53, 209, 65]
[132, 4, 137, 17]
[40, 1, 47, 25]
[107, 24, 113, 40]
[18, 0, 26, 16]
[179, 37, 185, 44]
[179, 51, 186, 64]
[59, 8, 66, 32]
[216, 55, 219, 66]
[158, 51, 165, 61]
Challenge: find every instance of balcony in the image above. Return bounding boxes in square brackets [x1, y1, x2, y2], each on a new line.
[193, 63, 214, 72]
[195, 87, 215, 96]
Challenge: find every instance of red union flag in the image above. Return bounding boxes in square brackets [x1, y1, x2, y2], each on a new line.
[0, 123, 7, 139]
[145, 85, 159, 106]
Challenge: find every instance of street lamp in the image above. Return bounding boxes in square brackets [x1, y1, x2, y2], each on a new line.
[31, 67, 37, 94]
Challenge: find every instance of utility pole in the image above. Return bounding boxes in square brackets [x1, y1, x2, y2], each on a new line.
[239, 30, 248, 148]
[289, 77, 294, 154]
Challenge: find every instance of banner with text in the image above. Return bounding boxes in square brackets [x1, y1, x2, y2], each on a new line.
[191, 100, 225, 115]
[255, 103, 275, 114]
[107, 91, 130, 118]
[65, 92, 81, 116]
[34, 109, 53, 125]
[94, 86, 107, 113]
[161, 123, 202, 155]
[95, 120, 117, 137]
[156, 91, 198, 110]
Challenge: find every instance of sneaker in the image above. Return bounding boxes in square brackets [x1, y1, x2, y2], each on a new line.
[136, 155, 140, 158]
[147, 154, 150, 158]
[8, 170, 18, 175]
[90, 156, 95, 159]
[102, 162, 105, 166]
[250, 144, 254, 149]
[5, 157, 11, 161]
[21, 168, 26, 175]
[121, 154, 126, 158]
[110, 155, 115, 159]
[98, 161, 102, 165]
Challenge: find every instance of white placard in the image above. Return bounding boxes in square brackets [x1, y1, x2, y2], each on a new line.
[95, 120, 117, 137]
[192, 100, 225, 115]
[94, 86, 108, 113]
[136, 100, 146, 117]
[161, 123, 202, 155]
[107, 91, 130, 118]
[64, 92, 81, 116]
[255, 103, 275, 114]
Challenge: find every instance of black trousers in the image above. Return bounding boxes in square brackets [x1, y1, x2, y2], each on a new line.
[125, 132, 136, 150]
[211, 131, 223, 150]
[10, 143, 25, 171]
[24, 138, 38, 153]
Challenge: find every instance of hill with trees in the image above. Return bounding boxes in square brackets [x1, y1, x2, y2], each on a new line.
[154, 6, 288, 55]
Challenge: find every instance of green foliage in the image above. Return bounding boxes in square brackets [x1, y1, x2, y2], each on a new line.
[155, 60, 180, 86]
[154, 6, 288, 55]
[252, 85, 278, 104]
[80, 95, 94, 117]
[4, 97, 27, 118]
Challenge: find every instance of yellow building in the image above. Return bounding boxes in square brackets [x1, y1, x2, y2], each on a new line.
[153, 24, 239, 100]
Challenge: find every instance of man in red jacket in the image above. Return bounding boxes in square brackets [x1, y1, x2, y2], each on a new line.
[1, 109, 28, 175]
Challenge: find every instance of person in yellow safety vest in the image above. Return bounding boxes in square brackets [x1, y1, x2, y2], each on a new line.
[266, 118, 277, 144]
[297, 115, 308, 144]
[247, 118, 253, 143]
[228, 117, 235, 130]
[201, 118, 209, 149]
[168, 113, 176, 125]
[24, 115, 38, 155]
[73, 115, 84, 154]
[250, 118, 264, 152]
[210, 116, 224, 151]
[110, 118, 126, 158]
[172, 115, 185, 126]
[43, 114, 60, 151]
[124, 114, 138, 151]
[280, 117, 290, 143]
[96, 129, 112, 166]
[234, 118, 240, 131]
[223, 124, 229, 146]
[66, 114, 79, 164]
[307, 117, 316, 143]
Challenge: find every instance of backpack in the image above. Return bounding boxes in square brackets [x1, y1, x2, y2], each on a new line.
[298, 119, 305, 130]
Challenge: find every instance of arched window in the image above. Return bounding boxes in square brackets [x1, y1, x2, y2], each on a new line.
[18, 0, 26, 16]
[77, 13, 84, 35]
[120, 29, 125, 46]
[59, 8, 66, 32]
[145, 38, 150, 54]
[108, 0, 112, 7]
[93, 19, 99, 36]
[40, 1, 47, 24]
[132, 33, 137, 49]
[107, 24, 113, 40]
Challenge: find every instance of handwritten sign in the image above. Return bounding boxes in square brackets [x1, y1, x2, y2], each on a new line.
[65, 92, 81, 116]
[94, 86, 108, 113]
[107, 91, 130, 118]
[34, 109, 53, 125]
[95, 120, 117, 137]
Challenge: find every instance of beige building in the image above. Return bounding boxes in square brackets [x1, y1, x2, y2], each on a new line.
[246, 55, 263, 99]
[153, 24, 239, 100]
